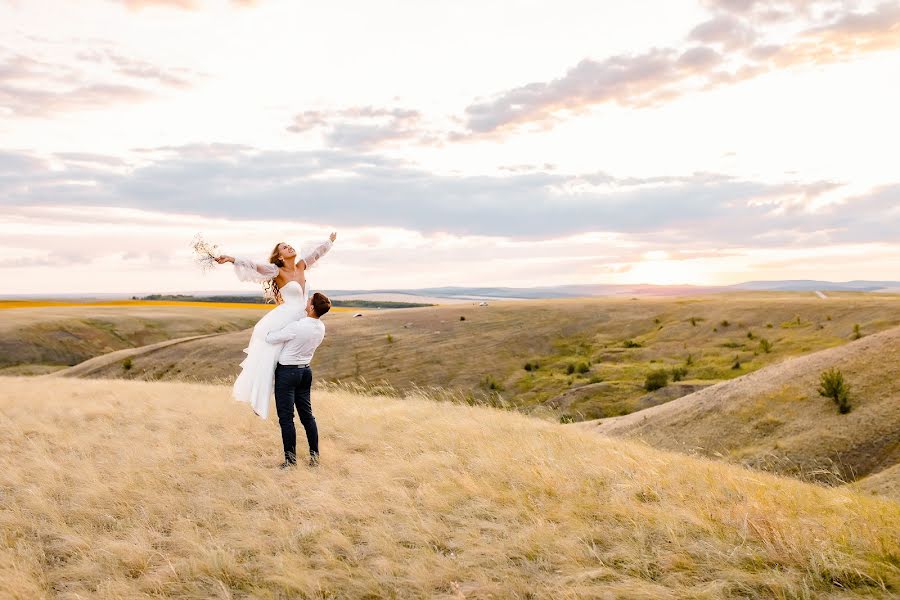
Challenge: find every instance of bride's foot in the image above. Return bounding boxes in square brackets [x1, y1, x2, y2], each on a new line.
[308, 454, 320, 468]
[278, 460, 296, 469]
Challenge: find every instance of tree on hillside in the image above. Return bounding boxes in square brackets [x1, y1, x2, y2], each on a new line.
[818, 368, 852, 414]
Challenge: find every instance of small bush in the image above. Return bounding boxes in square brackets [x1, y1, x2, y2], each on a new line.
[685, 353, 694, 366]
[460, 316, 466, 321]
[481, 375, 504, 391]
[852, 324, 862, 340]
[671, 366, 688, 382]
[566, 363, 576, 375]
[644, 369, 669, 391]
[766, 323, 773, 328]
[826, 315, 832, 321]
[386, 334, 394, 344]
[623, 340, 642, 348]
[731, 357, 742, 370]
[122, 357, 133, 371]
[575, 362, 590, 374]
[746, 331, 754, 339]
[588, 375, 604, 384]
[559, 414, 577, 424]
[720, 320, 730, 327]
[759, 338, 772, 353]
[654, 318, 661, 325]
[523, 362, 533, 372]
[818, 368, 851, 414]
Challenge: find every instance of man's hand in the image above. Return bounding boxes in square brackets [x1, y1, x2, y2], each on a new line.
[329, 232, 337, 243]
[215, 255, 235, 264]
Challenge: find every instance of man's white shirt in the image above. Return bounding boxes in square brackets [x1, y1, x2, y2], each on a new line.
[265, 317, 326, 365]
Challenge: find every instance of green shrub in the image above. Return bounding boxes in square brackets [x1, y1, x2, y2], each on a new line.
[731, 357, 742, 370]
[685, 353, 694, 366]
[623, 340, 642, 348]
[720, 320, 730, 327]
[559, 414, 577, 424]
[566, 363, 575, 375]
[746, 331, 754, 339]
[852, 324, 862, 340]
[386, 334, 394, 344]
[818, 368, 851, 414]
[766, 323, 773, 328]
[523, 362, 533, 371]
[575, 362, 590, 374]
[671, 366, 688, 382]
[759, 338, 772, 353]
[122, 357, 133, 371]
[481, 375, 504, 391]
[644, 369, 669, 391]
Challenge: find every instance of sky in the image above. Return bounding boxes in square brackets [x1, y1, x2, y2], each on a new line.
[1, 0, 899, 295]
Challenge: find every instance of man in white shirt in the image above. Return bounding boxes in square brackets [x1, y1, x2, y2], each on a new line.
[265, 292, 332, 468]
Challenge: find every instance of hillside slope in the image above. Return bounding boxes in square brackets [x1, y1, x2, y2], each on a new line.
[584, 326, 900, 488]
[42, 293, 900, 421]
[0, 305, 262, 374]
[1, 376, 898, 598]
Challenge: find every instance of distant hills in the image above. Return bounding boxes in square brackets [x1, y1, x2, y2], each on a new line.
[325, 280, 900, 300]
[3, 280, 898, 301]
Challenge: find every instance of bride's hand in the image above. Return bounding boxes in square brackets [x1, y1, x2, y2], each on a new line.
[215, 255, 235, 264]
[329, 232, 337, 242]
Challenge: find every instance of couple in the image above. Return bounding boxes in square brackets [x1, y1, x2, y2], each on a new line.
[215, 232, 336, 468]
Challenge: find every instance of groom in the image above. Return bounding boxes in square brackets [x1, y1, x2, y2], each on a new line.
[265, 292, 332, 468]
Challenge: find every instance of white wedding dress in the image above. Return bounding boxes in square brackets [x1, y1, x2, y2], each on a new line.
[230, 239, 332, 419]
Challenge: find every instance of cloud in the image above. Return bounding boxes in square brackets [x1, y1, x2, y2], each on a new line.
[0, 41, 198, 117]
[118, 0, 259, 10]
[0, 146, 896, 247]
[460, 1, 900, 135]
[689, 14, 758, 49]
[286, 106, 442, 149]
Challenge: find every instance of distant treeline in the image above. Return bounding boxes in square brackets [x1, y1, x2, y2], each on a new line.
[138, 294, 432, 309]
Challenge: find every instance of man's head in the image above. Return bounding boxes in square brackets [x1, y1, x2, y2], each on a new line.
[306, 292, 332, 318]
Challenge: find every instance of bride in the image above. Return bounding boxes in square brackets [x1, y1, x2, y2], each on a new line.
[215, 232, 336, 418]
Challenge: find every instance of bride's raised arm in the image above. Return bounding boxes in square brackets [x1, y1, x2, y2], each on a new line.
[301, 232, 337, 270]
[215, 255, 280, 283]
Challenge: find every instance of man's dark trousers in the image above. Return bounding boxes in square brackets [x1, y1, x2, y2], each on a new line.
[273, 363, 318, 463]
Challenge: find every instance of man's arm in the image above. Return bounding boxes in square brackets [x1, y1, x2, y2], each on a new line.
[265, 322, 297, 344]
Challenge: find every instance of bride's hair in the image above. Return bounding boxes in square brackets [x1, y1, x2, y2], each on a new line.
[264, 242, 287, 304]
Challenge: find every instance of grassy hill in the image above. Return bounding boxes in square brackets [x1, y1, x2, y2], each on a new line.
[0, 304, 264, 375]
[40, 292, 900, 421]
[1, 376, 898, 598]
[583, 325, 900, 491]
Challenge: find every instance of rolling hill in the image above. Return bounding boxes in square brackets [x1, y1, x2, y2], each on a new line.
[582, 325, 900, 491]
[42, 292, 900, 422]
[1, 376, 898, 598]
[0, 304, 264, 375]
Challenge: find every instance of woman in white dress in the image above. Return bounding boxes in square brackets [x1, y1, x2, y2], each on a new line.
[214, 232, 336, 418]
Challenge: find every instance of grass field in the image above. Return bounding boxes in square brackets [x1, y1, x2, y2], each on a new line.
[1, 376, 898, 599]
[584, 324, 900, 491]
[25, 292, 900, 422]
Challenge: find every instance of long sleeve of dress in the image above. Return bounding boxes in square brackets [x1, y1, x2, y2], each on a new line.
[233, 257, 280, 283]
[302, 239, 333, 269]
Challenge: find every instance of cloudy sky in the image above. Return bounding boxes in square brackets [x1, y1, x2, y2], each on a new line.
[2, 0, 899, 295]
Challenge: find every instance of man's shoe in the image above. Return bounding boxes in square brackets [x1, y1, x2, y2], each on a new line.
[308, 454, 320, 468]
[278, 460, 297, 469]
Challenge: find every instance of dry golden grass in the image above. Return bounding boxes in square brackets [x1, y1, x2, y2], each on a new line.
[1, 376, 898, 599]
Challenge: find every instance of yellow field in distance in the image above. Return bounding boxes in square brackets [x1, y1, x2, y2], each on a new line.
[0, 300, 351, 312]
